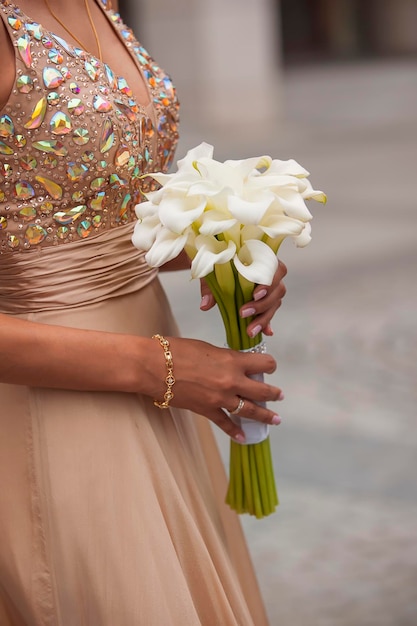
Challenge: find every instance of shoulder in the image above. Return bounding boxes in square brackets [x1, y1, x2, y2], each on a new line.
[0, 16, 16, 111]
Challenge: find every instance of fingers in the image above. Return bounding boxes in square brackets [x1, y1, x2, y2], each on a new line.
[199, 278, 216, 311]
[206, 403, 282, 444]
[240, 260, 287, 337]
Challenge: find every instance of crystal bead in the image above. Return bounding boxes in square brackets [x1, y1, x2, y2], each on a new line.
[19, 155, 37, 170]
[8, 235, 20, 249]
[53, 204, 87, 225]
[50, 111, 72, 135]
[14, 135, 27, 148]
[90, 192, 106, 211]
[67, 98, 85, 116]
[0, 141, 13, 155]
[114, 145, 130, 167]
[43, 66, 64, 89]
[93, 95, 112, 113]
[47, 92, 60, 106]
[0, 115, 14, 138]
[99, 118, 114, 153]
[19, 206, 37, 220]
[90, 177, 106, 191]
[33, 140, 68, 156]
[17, 34, 32, 68]
[0, 216, 8, 230]
[43, 155, 58, 169]
[35, 175, 63, 199]
[69, 82, 80, 94]
[117, 77, 132, 96]
[72, 128, 89, 145]
[25, 224, 47, 245]
[16, 75, 34, 93]
[23, 96, 47, 129]
[85, 61, 100, 81]
[66, 162, 88, 181]
[8, 16, 22, 30]
[26, 22, 43, 40]
[56, 226, 69, 239]
[14, 181, 35, 199]
[77, 220, 92, 238]
[48, 48, 64, 64]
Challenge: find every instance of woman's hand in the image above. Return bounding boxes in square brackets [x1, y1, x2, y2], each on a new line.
[152, 337, 284, 443]
[199, 260, 287, 339]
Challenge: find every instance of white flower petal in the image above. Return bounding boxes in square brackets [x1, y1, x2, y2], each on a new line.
[259, 213, 304, 238]
[191, 236, 236, 279]
[131, 214, 161, 251]
[158, 193, 207, 233]
[293, 222, 312, 247]
[199, 209, 237, 236]
[233, 239, 278, 285]
[177, 142, 214, 171]
[228, 194, 273, 225]
[270, 192, 313, 221]
[145, 228, 189, 267]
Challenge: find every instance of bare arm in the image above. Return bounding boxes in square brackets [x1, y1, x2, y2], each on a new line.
[0, 314, 284, 441]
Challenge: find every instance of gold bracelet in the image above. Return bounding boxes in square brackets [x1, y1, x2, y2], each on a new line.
[152, 334, 176, 409]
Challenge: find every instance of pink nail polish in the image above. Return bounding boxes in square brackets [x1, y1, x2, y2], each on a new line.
[235, 433, 246, 443]
[278, 391, 285, 401]
[249, 324, 262, 338]
[272, 415, 281, 425]
[241, 307, 256, 318]
[200, 295, 210, 308]
[254, 289, 268, 301]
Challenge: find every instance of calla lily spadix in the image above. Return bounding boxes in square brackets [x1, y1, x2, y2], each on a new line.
[132, 142, 327, 518]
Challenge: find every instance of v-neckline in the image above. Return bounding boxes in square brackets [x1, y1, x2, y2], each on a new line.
[2, 0, 154, 114]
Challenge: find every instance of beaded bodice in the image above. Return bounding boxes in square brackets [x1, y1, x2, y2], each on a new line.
[0, 0, 179, 253]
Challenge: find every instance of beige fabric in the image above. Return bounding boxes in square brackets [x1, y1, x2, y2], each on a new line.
[0, 227, 269, 625]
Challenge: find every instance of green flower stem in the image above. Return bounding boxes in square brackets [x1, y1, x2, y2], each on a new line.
[204, 264, 279, 518]
[253, 441, 268, 516]
[249, 445, 263, 518]
[240, 444, 253, 514]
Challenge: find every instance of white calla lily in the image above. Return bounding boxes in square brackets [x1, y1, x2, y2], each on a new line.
[190, 235, 236, 279]
[233, 239, 278, 286]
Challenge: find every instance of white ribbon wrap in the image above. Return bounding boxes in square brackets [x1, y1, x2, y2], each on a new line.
[228, 343, 270, 445]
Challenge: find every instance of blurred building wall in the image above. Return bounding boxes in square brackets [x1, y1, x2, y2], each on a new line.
[280, 0, 417, 63]
[118, 0, 284, 132]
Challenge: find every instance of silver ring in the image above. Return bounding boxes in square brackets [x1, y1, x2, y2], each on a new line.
[230, 397, 245, 415]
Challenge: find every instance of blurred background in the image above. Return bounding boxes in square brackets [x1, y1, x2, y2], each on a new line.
[120, 1, 417, 624]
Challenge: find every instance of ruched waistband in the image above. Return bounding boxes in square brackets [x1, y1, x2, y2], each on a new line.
[0, 223, 157, 314]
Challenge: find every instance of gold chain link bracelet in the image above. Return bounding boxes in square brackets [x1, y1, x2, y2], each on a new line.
[152, 334, 176, 409]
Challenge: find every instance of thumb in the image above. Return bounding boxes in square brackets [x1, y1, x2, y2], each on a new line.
[199, 278, 216, 311]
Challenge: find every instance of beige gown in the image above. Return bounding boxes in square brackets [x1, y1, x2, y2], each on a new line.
[0, 1, 269, 624]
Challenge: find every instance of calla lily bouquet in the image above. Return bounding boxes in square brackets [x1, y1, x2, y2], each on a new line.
[132, 142, 326, 518]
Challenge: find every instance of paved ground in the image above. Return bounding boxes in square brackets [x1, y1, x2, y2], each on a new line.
[160, 59, 417, 626]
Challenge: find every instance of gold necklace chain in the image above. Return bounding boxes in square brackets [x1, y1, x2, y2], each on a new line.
[43, 0, 103, 63]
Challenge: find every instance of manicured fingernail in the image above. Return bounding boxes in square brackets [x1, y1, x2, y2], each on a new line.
[254, 289, 268, 301]
[278, 391, 285, 401]
[241, 307, 256, 318]
[234, 433, 246, 443]
[200, 295, 210, 308]
[249, 324, 262, 338]
[272, 415, 281, 425]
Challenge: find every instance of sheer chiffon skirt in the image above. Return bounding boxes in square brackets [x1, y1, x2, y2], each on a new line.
[0, 263, 269, 625]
